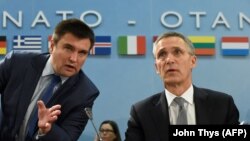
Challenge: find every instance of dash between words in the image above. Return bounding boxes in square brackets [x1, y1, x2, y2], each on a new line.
[0, 10, 250, 29]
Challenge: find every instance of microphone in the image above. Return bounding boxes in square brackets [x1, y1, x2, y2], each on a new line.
[85, 107, 102, 141]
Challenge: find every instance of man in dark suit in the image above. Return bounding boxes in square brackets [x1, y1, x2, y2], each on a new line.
[124, 32, 239, 141]
[0, 18, 100, 141]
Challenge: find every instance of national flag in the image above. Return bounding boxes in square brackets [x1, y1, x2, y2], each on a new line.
[0, 36, 7, 55]
[188, 36, 216, 56]
[153, 36, 158, 46]
[221, 36, 249, 56]
[118, 36, 146, 55]
[13, 35, 42, 53]
[48, 35, 52, 51]
[153, 36, 158, 43]
[89, 36, 111, 55]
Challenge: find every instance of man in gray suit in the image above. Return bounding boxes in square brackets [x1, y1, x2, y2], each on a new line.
[125, 32, 239, 141]
[0, 18, 99, 141]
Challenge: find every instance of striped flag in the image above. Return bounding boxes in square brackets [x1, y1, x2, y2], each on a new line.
[118, 36, 146, 55]
[188, 36, 216, 56]
[0, 36, 7, 55]
[48, 35, 52, 51]
[89, 36, 111, 55]
[153, 36, 158, 42]
[13, 35, 42, 53]
[153, 36, 158, 46]
[221, 36, 249, 56]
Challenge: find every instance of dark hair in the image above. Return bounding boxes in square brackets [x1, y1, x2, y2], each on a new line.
[99, 120, 122, 141]
[52, 18, 95, 49]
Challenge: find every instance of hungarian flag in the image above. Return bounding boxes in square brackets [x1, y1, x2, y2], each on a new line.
[188, 36, 216, 56]
[0, 36, 7, 55]
[221, 36, 249, 56]
[118, 36, 146, 55]
[89, 36, 111, 55]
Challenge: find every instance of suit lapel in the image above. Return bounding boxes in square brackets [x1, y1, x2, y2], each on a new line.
[193, 86, 211, 124]
[150, 92, 169, 140]
[15, 54, 49, 128]
[47, 73, 79, 106]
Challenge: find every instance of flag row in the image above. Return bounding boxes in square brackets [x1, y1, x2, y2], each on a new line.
[0, 35, 249, 56]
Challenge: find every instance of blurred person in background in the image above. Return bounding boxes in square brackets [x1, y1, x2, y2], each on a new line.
[94, 120, 121, 141]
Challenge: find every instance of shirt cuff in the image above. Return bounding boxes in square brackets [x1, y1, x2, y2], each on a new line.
[35, 130, 46, 140]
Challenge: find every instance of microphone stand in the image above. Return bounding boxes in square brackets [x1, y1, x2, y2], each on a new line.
[85, 108, 102, 141]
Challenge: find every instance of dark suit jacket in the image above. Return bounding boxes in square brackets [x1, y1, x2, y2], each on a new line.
[124, 86, 239, 141]
[0, 51, 100, 141]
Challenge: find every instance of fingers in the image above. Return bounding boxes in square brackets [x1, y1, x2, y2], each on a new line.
[49, 110, 61, 123]
[37, 100, 61, 110]
[37, 100, 61, 112]
[48, 105, 61, 121]
[50, 108, 61, 116]
[49, 104, 61, 112]
[37, 100, 46, 110]
[37, 103, 62, 134]
[37, 101, 61, 123]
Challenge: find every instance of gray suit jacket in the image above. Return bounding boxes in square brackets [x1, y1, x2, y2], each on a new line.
[0, 51, 100, 141]
[125, 86, 239, 141]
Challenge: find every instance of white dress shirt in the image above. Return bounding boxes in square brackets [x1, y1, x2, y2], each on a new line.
[165, 84, 196, 125]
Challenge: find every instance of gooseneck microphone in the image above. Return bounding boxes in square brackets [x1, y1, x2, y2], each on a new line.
[84, 108, 103, 141]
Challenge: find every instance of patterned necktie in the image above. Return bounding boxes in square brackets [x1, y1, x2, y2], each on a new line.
[174, 97, 187, 125]
[27, 74, 61, 137]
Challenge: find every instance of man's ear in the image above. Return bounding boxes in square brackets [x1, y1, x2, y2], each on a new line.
[155, 62, 159, 74]
[49, 40, 54, 53]
[191, 55, 197, 69]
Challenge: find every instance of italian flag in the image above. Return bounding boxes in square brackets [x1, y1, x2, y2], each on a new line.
[188, 36, 215, 56]
[118, 36, 146, 55]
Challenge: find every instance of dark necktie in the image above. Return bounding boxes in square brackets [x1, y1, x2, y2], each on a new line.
[174, 97, 187, 125]
[27, 74, 61, 137]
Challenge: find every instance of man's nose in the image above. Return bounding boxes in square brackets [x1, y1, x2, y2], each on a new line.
[70, 52, 78, 62]
[165, 55, 174, 64]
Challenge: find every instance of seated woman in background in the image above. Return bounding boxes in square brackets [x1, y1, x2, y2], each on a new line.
[94, 120, 121, 141]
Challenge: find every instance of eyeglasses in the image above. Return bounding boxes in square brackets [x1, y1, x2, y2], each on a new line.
[99, 129, 114, 133]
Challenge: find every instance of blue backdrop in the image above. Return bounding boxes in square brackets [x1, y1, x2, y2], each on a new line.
[1, 0, 250, 140]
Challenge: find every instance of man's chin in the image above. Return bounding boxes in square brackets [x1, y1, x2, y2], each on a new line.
[60, 71, 76, 77]
[165, 79, 180, 85]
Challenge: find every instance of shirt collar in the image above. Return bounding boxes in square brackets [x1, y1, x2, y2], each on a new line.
[42, 57, 54, 77]
[41, 57, 68, 83]
[165, 84, 194, 106]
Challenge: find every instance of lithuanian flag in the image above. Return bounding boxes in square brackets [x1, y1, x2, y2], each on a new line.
[188, 36, 215, 56]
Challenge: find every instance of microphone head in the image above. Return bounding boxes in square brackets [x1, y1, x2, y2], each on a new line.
[84, 107, 93, 120]
[84, 107, 103, 141]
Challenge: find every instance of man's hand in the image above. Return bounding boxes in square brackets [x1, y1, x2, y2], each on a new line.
[37, 100, 61, 134]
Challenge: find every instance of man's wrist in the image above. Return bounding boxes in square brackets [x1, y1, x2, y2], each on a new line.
[35, 129, 46, 140]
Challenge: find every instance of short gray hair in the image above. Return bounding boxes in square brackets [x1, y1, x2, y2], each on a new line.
[153, 32, 195, 57]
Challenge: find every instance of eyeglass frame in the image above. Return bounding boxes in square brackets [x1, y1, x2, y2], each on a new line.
[99, 129, 114, 133]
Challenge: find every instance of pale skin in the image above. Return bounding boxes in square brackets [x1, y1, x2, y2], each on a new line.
[154, 36, 197, 96]
[37, 33, 92, 134]
[94, 123, 117, 141]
